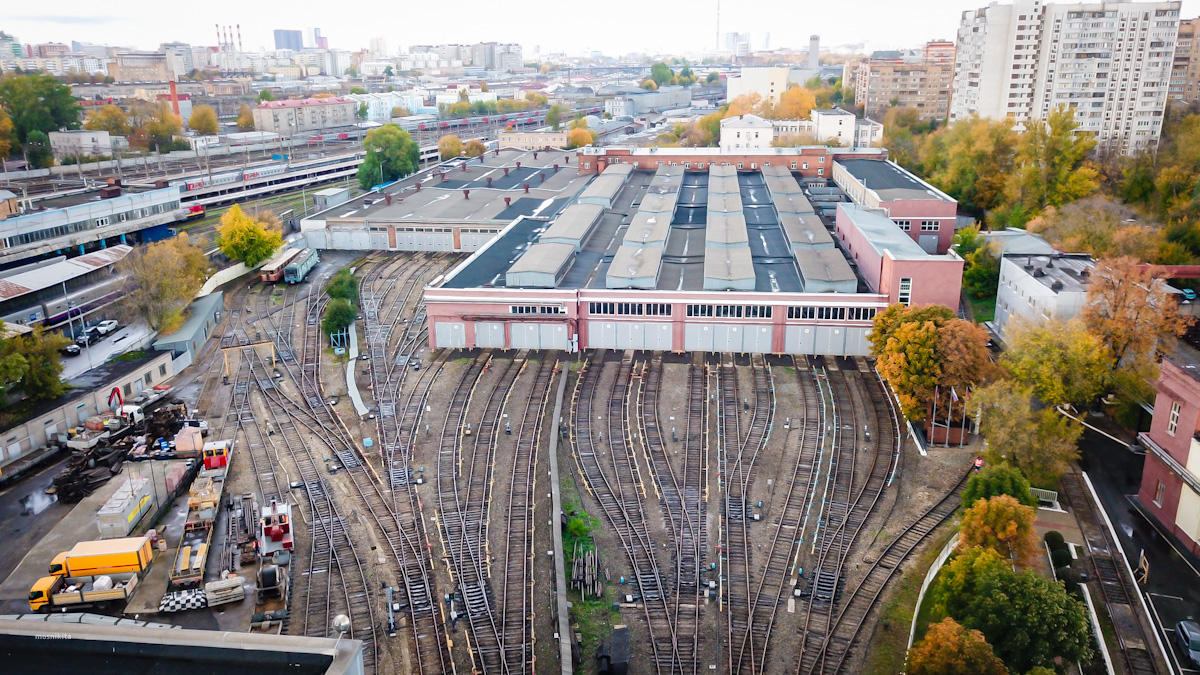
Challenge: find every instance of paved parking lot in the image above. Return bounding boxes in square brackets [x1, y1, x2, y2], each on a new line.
[60, 324, 152, 382]
[1146, 592, 1200, 673]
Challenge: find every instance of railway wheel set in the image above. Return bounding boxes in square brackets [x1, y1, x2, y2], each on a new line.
[197, 253, 970, 675]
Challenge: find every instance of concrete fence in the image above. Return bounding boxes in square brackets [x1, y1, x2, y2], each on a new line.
[907, 532, 960, 651]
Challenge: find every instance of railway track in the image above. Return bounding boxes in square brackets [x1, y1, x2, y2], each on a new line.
[795, 361, 895, 675]
[572, 353, 681, 674]
[1060, 473, 1163, 675]
[634, 355, 707, 675]
[717, 354, 775, 675]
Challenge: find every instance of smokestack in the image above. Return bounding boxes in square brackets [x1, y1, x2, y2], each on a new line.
[238, 25, 243, 53]
[809, 35, 820, 71]
[215, 24, 221, 50]
[169, 80, 181, 117]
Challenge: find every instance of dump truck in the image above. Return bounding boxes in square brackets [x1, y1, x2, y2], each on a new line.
[48, 536, 153, 578]
[28, 573, 139, 612]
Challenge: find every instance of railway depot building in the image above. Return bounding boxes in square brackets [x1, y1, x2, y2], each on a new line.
[298, 146, 964, 355]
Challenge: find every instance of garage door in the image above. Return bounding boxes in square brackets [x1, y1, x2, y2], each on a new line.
[815, 326, 845, 355]
[435, 322, 466, 349]
[786, 325, 817, 354]
[684, 324, 714, 352]
[844, 327, 871, 356]
[539, 324, 570, 350]
[743, 326, 773, 354]
[474, 322, 505, 348]
[644, 323, 674, 351]
[616, 323, 645, 350]
[712, 325, 743, 352]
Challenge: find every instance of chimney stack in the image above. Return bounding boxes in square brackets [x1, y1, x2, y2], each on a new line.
[463, 189, 469, 199]
[524, 183, 530, 193]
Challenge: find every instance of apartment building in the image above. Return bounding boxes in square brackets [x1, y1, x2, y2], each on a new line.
[1170, 17, 1200, 102]
[253, 97, 357, 133]
[106, 52, 173, 83]
[952, 0, 1182, 155]
[856, 41, 956, 122]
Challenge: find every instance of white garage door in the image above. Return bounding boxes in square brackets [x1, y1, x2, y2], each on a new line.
[475, 322, 505, 348]
[435, 322, 466, 349]
[684, 324, 714, 352]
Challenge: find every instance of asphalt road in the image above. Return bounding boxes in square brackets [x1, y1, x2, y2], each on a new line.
[1078, 428, 1200, 672]
[0, 455, 71, 586]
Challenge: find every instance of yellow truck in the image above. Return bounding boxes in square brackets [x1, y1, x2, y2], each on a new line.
[28, 573, 139, 612]
[48, 536, 153, 578]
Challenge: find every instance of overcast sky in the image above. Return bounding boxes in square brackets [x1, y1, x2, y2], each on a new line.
[8, 0, 1200, 57]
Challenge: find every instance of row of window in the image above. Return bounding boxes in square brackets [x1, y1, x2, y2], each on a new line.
[786, 306, 878, 321]
[4, 201, 176, 248]
[893, 220, 941, 232]
[589, 302, 672, 316]
[686, 304, 773, 318]
[511, 305, 564, 315]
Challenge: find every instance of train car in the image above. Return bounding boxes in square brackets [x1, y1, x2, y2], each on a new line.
[242, 164, 287, 181]
[182, 204, 205, 221]
[283, 248, 318, 284]
[260, 248, 300, 283]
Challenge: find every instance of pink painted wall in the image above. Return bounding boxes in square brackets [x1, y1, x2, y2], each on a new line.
[880, 256, 963, 309]
[882, 200, 958, 254]
[1138, 452, 1182, 533]
[1146, 360, 1200, 465]
[834, 205, 885, 292]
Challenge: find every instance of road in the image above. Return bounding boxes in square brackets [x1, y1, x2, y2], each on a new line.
[1079, 428, 1200, 673]
[0, 455, 71, 585]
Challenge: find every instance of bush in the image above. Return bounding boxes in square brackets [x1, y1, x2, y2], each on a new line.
[1043, 530, 1066, 551]
[321, 298, 356, 336]
[1056, 566, 1082, 597]
[963, 464, 1038, 508]
[1050, 547, 1074, 569]
[326, 269, 359, 304]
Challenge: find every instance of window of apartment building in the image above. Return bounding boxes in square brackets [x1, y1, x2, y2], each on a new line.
[1168, 400, 1181, 435]
[1154, 479, 1166, 507]
[817, 168, 823, 176]
[898, 278, 913, 305]
[802, 162, 808, 169]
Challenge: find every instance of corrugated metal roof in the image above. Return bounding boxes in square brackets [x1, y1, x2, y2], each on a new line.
[0, 244, 132, 302]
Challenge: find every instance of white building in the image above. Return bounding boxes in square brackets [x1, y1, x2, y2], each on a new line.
[725, 65, 822, 106]
[993, 253, 1094, 342]
[952, 0, 1182, 155]
[48, 130, 113, 158]
[720, 114, 774, 149]
[346, 92, 424, 122]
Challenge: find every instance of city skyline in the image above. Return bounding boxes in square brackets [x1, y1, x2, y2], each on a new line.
[20, 0, 1196, 57]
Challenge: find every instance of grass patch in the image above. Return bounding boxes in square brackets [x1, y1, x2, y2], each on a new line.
[861, 523, 957, 675]
[910, 566, 944, 644]
[110, 350, 146, 363]
[968, 295, 996, 323]
[570, 594, 621, 675]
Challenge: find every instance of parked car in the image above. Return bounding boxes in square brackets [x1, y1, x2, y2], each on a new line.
[75, 328, 101, 346]
[1177, 620, 1200, 668]
[1183, 289, 1197, 302]
[95, 320, 120, 335]
[59, 343, 81, 356]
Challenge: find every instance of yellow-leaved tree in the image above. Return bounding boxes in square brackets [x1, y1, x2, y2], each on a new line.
[216, 204, 284, 268]
[117, 233, 211, 333]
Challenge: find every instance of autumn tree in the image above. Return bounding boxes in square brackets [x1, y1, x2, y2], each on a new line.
[963, 463, 1037, 508]
[390, 106, 411, 118]
[524, 92, 548, 107]
[640, 79, 658, 91]
[763, 85, 815, 120]
[1083, 256, 1192, 390]
[1026, 196, 1161, 261]
[236, 104, 255, 131]
[1001, 318, 1110, 407]
[880, 108, 929, 168]
[567, 127, 597, 149]
[139, 102, 183, 152]
[907, 618, 1007, 675]
[546, 104, 563, 130]
[0, 74, 79, 147]
[215, 204, 285, 268]
[973, 380, 1083, 487]
[869, 304, 992, 420]
[0, 107, 12, 159]
[356, 124, 419, 189]
[726, 93, 763, 117]
[706, 71, 720, 84]
[463, 139, 487, 157]
[118, 233, 210, 333]
[83, 104, 131, 137]
[188, 104, 219, 134]
[438, 134, 463, 160]
[932, 547, 1091, 672]
[960, 495, 1039, 567]
[917, 115, 1017, 217]
[1003, 105, 1099, 225]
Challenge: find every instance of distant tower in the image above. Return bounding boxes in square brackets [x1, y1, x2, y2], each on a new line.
[809, 35, 820, 71]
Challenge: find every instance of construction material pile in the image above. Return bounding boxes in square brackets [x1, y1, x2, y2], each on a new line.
[50, 446, 127, 502]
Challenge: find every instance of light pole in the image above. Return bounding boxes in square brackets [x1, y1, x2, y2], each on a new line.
[61, 280, 94, 370]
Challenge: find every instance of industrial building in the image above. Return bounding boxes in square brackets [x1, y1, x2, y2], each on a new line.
[300, 145, 963, 355]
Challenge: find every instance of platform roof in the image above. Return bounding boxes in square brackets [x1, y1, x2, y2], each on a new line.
[703, 245, 755, 283]
[764, 174, 804, 197]
[0, 245, 132, 302]
[773, 193, 815, 216]
[540, 202, 604, 244]
[706, 212, 750, 246]
[508, 241, 576, 275]
[623, 212, 672, 246]
[840, 204, 929, 260]
[838, 158, 955, 203]
[795, 247, 857, 284]
[607, 245, 663, 284]
[709, 164, 737, 177]
[780, 214, 833, 249]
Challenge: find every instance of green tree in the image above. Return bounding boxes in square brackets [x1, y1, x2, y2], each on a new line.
[356, 102, 369, 119]
[907, 618, 1007, 675]
[321, 298, 357, 336]
[117, 234, 211, 333]
[1001, 318, 1109, 407]
[346, 64, 357, 77]
[258, 89, 275, 102]
[23, 130, 52, 168]
[83, 104, 131, 137]
[974, 381, 1083, 487]
[188, 104, 219, 134]
[963, 464, 1037, 508]
[650, 62, 674, 86]
[215, 204, 285, 267]
[962, 245, 1000, 300]
[0, 74, 79, 146]
[960, 495, 1039, 567]
[706, 71, 720, 84]
[13, 327, 70, 400]
[917, 116, 1018, 217]
[438, 134, 463, 160]
[383, 65, 394, 76]
[1005, 105, 1099, 224]
[350, 87, 367, 95]
[546, 104, 563, 130]
[356, 124, 419, 189]
[326, 269, 359, 303]
[236, 104, 255, 131]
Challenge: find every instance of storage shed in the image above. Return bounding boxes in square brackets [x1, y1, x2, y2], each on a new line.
[539, 203, 604, 252]
[795, 247, 858, 293]
[606, 245, 663, 289]
[505, 242, 576, 288]
[703, 245, 755, 290]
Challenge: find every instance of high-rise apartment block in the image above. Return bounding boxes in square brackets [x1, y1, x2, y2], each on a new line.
[952, 0, 1181, 155]
[1170, 17, 1200, 102]
[855, 41, 956, 122]
[273, 29, 303, 52]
